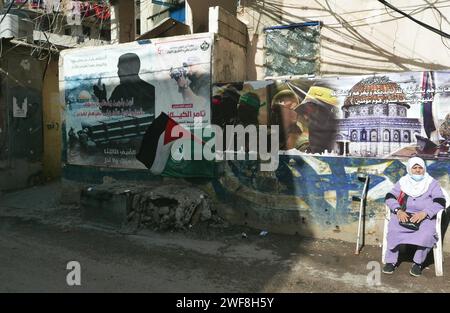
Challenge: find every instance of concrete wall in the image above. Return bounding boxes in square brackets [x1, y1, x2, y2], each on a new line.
[42, 58, 62, 180]
[210, 6, 248, 83]
[213, 156, 450, 244]
[238, 0, 450, 80]
[209, 6, 247, 48]
[212, 35, 247, 83]
[61, 154, 450, 254]
[111, 0, 135, 44]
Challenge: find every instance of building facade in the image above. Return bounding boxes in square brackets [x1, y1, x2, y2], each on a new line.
[236, 0, 450, 80]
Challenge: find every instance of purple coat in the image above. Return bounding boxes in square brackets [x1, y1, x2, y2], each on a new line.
[385, 179, 445, 249]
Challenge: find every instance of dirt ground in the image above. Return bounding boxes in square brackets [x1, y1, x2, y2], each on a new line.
[0, 182, 449, 293]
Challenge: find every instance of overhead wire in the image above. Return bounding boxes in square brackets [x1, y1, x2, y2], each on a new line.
[321, 0, 443, 70]
[0, 0, 14, 26]
[423, 0, 450, 50]
[378, 0, 450, 39]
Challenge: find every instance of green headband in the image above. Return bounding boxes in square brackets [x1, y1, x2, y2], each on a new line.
[239, 93, 261, 109]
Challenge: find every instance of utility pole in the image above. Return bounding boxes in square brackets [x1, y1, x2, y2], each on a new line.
[110, 0, 136, 44]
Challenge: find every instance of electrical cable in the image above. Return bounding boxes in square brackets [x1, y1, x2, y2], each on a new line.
[0, 0, 15, 26]
[378, 0, 450, 39]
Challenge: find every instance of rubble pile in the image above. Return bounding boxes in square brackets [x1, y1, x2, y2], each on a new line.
[125, 184, 218, 230]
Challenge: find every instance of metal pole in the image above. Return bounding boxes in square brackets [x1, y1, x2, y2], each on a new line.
[355, 176, 369, 255]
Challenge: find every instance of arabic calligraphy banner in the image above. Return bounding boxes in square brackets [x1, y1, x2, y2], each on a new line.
[60, 35, 213, 175]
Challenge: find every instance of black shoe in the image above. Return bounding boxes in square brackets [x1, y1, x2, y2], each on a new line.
[382, 263, 396, 274]
[409, 263, 422, 277]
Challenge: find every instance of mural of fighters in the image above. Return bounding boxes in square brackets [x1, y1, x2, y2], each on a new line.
[270, 89, 303, 151]
[93, 53, 155, 115]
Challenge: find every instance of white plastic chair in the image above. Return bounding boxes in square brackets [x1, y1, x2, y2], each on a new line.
[382, 206, 444, 276]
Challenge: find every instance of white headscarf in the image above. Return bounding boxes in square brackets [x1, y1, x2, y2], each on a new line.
[399, 157, 433, 197]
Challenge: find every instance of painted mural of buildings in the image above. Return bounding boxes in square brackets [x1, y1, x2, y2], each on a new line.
[336, 76, 421, 157]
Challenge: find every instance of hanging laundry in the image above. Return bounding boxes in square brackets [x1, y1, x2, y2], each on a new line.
[93, 4, 111, 20]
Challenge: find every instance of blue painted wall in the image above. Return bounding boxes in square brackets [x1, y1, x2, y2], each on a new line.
[63, 155, 450, 229]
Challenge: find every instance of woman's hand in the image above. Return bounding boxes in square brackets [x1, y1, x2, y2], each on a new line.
[410, 211, 427, 223]
[396, 210, 409, 223]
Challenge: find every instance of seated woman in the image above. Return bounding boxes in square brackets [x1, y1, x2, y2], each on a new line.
[384, 157, 446, 277]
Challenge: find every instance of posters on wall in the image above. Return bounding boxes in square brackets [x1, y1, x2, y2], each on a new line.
[277, 71, 449, 159]
[61, 34, 450, 177]
[211, 80, 272, 160]
[212, 71, 450, 161]
[12, 96, 28, 118]
[60, 35, 213, 175]
[212, 81, 270, 127]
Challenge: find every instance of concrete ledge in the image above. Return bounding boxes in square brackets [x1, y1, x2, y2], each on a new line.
[62, 162, 450, 253]
[0, 159, 42, 192]
[80, 187, 128, 227]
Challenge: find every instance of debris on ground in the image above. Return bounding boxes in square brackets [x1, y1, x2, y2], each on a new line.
[124, 183, 222, 231]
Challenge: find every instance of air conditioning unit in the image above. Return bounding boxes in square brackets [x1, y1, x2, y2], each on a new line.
[0, 13, 34, 43]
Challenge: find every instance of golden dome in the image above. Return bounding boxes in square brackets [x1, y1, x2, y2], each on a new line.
[343, 76, 409, 108]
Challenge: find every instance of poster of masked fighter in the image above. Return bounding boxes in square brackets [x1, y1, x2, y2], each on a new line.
[269, 80, 338, 154]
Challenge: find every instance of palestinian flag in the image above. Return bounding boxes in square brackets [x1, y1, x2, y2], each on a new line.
[421, 71, 438, 140]
[136, 112, 201, 174]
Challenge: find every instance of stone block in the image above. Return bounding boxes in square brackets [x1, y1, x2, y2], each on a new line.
[80, 187, 128, 226]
